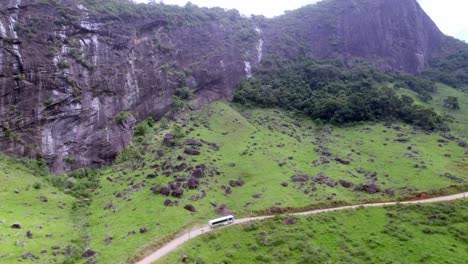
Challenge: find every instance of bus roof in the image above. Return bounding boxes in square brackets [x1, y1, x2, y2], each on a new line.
[208, 215, 234, 223]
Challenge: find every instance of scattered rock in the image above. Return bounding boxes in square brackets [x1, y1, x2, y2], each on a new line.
[394, 138, 409, 143]
[105, 235, 113, 245]
[171, 189, 184, 198]
[163, 134, 174, 147]
[40, 196, 48, 202]
[146, 173, 157, 179]
[159, 186, 171, 196]
[184, 204, 196, 212]
[188, 195, 199, 201]
[283, 217, 297, 225]
[338, 180, 353, 188]
[227, 162, 236, 167]
[163, 199, 173, 206]
[51, 246, 60, 250]
[291, 175, 309, 182]
[26, 230, 33, 239]
[252, 194, 263, 199]
[216, 204, 235, 216]
[384, 188, 395, 196]
[21, 252, 32, 259]
[192, 168, 204, 178]
[335, 158, 350, 165]
[269, 207, 283, 214]
[355, 183, 380, 194]
[185, 138, 202, 146]
[184, 148, 200, 155]
[187, 177, 199, 189]
[210, 201, 218, 207]
[281, 182, 289, 187]
[81, 248, 97, 258]
[235, 179, 245, 187]
[175, 163, 188, 172]
[103, 201, 116, 210]
[139, 227, 148, 234]
[40, 250, 47, 254]
[11, 223, 21, 229]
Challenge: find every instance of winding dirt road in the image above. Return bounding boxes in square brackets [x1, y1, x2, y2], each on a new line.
[135, 192, 467, 264]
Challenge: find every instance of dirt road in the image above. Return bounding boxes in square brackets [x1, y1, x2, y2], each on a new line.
[135, 192, 467, 264]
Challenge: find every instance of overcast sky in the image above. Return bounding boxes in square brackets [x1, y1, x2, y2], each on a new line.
[137, 0, 468, 42]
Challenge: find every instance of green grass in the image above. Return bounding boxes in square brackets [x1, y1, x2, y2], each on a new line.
[0, 154, 80, 263]
[1, 88, 466, 263]
[399, 83, 468, 135]
[160, 199, 468, 263]
[82, 101, 466, 263]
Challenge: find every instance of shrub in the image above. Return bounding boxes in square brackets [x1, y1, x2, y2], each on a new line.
[32, 182, 42, 190]
[114, 111, 132, 125]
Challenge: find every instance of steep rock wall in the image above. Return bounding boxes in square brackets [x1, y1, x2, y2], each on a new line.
[0, 0, 445, 172]
[263, 0, 443, 73]
[0, 0, 260, 172]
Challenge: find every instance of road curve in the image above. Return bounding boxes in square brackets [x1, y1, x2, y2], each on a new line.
[135, 192, 467, 264]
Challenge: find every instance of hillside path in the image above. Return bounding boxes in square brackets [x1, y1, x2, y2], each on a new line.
[135, 192, 467, 264]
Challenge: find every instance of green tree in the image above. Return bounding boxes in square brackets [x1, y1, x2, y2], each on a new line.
[443, 96, 460, 110]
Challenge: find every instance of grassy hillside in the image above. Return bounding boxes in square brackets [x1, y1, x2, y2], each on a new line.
[160, 200, 468, 264]
[82, 101, 466, 263]
[1, 97, 466, 263]
[399, 83, 468, 135]
[0, 154, 81, 263]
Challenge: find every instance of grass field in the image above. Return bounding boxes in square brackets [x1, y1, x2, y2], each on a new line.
[0, 154, 81, 263]
[84, 100, 466, 263]
[0, 84, 466, 263]
[160, 200, 468, 264]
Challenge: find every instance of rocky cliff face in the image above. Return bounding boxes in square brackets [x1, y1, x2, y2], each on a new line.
[263, 0, 443, 73]
[0, 0, 446, 172]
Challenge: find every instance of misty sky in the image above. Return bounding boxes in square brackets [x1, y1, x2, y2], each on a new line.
[137, 0, 468, 42]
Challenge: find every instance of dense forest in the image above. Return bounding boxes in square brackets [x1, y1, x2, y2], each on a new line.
[233, 59, 452, 131]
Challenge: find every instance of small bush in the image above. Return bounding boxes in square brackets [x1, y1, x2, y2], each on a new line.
[114, 111, 132, 125]
[32, 182, 42, 190]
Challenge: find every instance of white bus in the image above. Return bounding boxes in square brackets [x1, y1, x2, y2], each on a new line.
[208, 215, 234, 228]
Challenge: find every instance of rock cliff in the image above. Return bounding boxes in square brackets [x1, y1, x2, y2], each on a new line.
[0, 0, 447, 172]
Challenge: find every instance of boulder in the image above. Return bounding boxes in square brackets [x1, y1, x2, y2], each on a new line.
[184, 148, 200, 155]
[184, 204, 196, 212]
[283, 217, 297, 225]
[185, 139, 202, 146]
[187, 177, 199, 189]
[171, 189, 184, 198]
[163, 134, 174, 147]
[11, 223, 21, 229]
[21, 252, 32, 259]
[338, 179, 353, 188]
[159, 186, 171, 196]
[291, 175, 309, 182]
[335, 158, 350, 165]
[192, 168, 204, 178]
[81, 248, 97, 258]
[146, 173, 157, 179]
